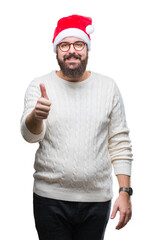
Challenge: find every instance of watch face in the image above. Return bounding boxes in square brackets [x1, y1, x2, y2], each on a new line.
[129, 188, 133, 195]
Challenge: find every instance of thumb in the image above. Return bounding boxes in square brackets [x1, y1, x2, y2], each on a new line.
[110, 204, 118, 219]
[40, 83, 49, 100]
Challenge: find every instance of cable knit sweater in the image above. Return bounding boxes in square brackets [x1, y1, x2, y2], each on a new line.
[20, 71, 133, 202]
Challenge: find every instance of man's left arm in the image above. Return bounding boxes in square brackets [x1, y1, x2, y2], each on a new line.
[110, 174, 132, 230]
[108, 81, 133, 230]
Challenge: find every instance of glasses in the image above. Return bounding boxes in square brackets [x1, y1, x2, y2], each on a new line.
[58, 41, 86, 52]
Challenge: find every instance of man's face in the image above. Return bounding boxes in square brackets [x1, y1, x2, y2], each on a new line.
[56, 37, 89, 79]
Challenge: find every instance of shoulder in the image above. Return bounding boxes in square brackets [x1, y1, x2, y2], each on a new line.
[92, 71, 115, 83]
[24, 72, 52, 98]
[29, 72, 52, 86]
[91, 71, 116, 89]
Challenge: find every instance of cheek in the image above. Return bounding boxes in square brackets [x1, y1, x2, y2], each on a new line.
[81, 50, 88, 60]
[57, 50, 65, 61]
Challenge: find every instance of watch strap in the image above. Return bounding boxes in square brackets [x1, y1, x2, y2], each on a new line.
[119, 187, 133, 196]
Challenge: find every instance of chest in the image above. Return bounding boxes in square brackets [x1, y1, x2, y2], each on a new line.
[46, 83, 111, 134]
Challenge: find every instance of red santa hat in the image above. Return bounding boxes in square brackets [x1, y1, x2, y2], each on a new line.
[52, 14, 94, 53]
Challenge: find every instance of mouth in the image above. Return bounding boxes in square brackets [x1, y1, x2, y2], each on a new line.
[64, 54, 81, 62]
[65, 57, 80, 63]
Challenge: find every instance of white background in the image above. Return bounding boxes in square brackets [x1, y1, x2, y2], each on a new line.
[0, 0, 154, 239]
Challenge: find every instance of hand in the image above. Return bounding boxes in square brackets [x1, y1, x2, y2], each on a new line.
[34, 83, 51, 120]
[110, 192, 132, 230]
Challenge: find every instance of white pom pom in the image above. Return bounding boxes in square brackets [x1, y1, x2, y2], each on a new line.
[86, 25, 94, 34]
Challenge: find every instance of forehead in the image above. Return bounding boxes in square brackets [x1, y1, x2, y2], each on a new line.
[60, 37, 84, 43]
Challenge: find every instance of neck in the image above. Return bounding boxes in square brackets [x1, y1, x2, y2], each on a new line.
[56, 70, 91, 82]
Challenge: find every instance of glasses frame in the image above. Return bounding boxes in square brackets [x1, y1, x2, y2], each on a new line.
[58, 41, 86, 52]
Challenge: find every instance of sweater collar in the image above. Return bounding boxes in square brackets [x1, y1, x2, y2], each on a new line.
[52, 70, 93, 87]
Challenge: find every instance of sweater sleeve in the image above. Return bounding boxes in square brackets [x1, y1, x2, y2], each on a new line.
[20, 79, 47, 143]
[108, 81, 133, 176]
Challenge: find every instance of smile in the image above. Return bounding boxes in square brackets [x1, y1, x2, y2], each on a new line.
[65, 58, 80, 62]
[64, 54, 81, 61]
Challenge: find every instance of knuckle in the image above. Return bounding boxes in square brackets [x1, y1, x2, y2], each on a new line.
[37, 97, 42, 103]
[35, 104, 40, 110]
[121, 210, 126, 216]
[47, 100, 51, 106]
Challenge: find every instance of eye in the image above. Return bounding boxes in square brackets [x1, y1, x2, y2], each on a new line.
[60, 43, 68, 47]
[74, 41, 85, 50]
[75, 42, 84, 47]
[59, 42, 69, 51]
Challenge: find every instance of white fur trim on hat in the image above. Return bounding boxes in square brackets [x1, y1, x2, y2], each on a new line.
[53, 28, 91, 53]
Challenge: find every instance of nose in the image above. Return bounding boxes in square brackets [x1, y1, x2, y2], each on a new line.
[68, 43, 76, 53]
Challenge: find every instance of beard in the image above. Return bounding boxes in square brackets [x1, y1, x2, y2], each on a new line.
[56, 52, 88, 79]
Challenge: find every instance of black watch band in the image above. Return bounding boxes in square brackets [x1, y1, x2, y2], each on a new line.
[119, 187, 133, 196]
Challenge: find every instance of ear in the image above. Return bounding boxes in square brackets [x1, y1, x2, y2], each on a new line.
[86, 45, 89, 53]
[85, 44, 89, 51]
[56, 46, 59, 55]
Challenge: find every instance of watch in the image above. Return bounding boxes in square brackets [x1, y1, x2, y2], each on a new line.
[119, 187, 133, 196]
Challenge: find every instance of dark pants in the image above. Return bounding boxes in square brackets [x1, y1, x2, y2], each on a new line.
[33, 193, 111, 240]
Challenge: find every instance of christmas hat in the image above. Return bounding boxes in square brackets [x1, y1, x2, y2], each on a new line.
[52, 14, 94, 53]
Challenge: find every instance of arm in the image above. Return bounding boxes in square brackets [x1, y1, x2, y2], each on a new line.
[108, 81, 133, 229]
[20, 82, 51, 143]
[25, 109, 44, 134]
[110, 174, 132, 230]
[25, 84, 51, 134]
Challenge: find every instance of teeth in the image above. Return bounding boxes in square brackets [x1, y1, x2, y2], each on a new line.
[67, 58, 79, 61]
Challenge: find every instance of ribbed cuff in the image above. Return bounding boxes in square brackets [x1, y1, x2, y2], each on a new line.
[112, 160, 132, 176]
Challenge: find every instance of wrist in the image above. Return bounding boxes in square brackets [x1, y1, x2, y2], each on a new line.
[119, 191, 130, 198]
[26, 110, 43, 134]
[119, 187, 133, 196]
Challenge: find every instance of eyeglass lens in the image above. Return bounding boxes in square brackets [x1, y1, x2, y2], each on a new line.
[59, 41, 85, 51]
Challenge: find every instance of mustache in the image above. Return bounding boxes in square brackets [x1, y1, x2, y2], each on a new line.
[64, 53, 81, 61]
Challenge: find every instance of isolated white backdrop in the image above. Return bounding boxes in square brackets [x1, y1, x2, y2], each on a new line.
[0, 0, 154, 239]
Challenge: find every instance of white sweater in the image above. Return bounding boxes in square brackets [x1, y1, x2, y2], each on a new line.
[20, 71, 133, 202]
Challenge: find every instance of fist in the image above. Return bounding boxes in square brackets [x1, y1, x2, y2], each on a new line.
[34, 83, 51, 120]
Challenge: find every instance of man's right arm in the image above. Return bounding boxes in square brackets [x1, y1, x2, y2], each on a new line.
[25, 84, 51, 134]
[21, 83, 51, 143]
[25, 109, 44, 135]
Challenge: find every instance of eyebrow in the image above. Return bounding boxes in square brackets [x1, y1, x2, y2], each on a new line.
[59, 41, 85, 44]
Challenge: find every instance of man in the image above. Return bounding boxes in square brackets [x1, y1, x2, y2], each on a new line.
[20, 14, 133, 240]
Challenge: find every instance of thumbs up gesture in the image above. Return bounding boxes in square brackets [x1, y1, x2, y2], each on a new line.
[34, 83, 51, 120]
[40, 83, 49, 100]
